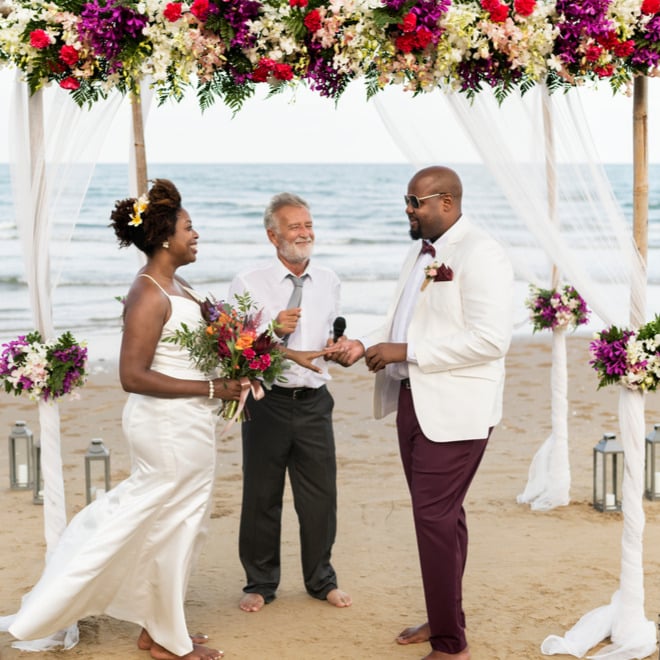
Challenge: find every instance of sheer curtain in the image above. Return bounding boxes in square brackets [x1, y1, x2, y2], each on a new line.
[0, 76, 122, 651]
[374, 84, 654, 659]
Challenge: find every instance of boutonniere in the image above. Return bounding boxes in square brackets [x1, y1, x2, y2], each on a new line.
[421, 261, 454, 291]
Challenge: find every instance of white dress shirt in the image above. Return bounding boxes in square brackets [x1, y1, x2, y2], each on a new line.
[386, 233, 449, 381]
[228, 259, 340, 388]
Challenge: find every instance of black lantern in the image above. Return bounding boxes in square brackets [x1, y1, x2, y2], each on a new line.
[84, 438, 111, 504]
[9, 421, 34, 490]
[33, 437, 43, 504]
[593, 432, 624, 512]
[644, 423, 660, 501]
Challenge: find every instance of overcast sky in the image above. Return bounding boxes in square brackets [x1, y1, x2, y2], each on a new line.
[1, 68, 658, 164]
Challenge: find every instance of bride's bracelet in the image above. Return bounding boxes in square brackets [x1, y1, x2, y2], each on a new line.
[208, 379, 215, 399]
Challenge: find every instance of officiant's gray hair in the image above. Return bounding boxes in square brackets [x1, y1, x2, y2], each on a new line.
[264, 193, 310, 232]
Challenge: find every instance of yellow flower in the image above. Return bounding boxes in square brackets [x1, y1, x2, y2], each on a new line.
[235, 332, 255, 350]
[128, 194, 149, 227]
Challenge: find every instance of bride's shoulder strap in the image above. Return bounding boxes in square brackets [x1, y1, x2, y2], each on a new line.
[138, 273, 169, 297]
[181, 285, 205, 303]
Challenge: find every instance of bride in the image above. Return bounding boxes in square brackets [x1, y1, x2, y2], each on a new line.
[0, 179, 321, 659]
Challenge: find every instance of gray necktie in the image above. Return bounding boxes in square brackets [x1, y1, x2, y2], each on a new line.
[283, 274, 305, 346]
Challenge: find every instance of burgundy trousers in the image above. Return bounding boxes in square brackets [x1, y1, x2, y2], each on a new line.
[396, 384, 489, 654]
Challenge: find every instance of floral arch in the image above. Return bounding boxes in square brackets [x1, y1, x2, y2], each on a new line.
[1, 0, 660, 658]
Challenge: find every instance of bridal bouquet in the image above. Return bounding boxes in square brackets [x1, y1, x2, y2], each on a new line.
[589, 315, 660, 391]
[0, 331, 88, 402]
[168, 292, 288, 420]
[526, 284, 590, 332]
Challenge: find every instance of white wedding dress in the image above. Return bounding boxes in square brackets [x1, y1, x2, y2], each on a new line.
[1, 288, 218, 656]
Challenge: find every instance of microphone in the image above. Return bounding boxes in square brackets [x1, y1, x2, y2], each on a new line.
[332, 316, 346, 342]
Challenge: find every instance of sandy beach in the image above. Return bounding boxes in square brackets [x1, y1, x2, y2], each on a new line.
[2, 335, 660, 659]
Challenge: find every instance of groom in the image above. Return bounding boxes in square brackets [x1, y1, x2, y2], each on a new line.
[330, 166, 514, 659]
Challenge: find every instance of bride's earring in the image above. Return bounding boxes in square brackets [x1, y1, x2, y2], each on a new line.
[162, 241, 169, 249]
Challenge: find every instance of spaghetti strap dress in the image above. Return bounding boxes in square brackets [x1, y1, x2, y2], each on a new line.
[2, 276, 217, 656]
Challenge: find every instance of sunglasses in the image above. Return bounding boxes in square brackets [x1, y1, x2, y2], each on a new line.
[404, 192, 449, 209]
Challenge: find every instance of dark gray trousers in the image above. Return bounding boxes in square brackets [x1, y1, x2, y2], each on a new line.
[239, 385, 338, 603]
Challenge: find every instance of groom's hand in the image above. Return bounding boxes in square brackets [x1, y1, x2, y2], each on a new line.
[365, 343, 407, 372]
[324, 338, 365, 367]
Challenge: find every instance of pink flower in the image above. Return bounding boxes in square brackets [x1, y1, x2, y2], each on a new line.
[190, 0, 210, 22]
[30, 29, 51, 49]
[243, 348, 256, 360]
[304, 9, 322, 32]
[163, 2, 183, 21]
[59, 45, 78, 66]
[59, 76, 81, 90]
[398, 12, 417, 33]
[513, 0, 535, 16]
[260, 354, 271, 369]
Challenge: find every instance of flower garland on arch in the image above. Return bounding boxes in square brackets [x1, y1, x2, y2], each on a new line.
[0, 0, 658, 109]
[590, 315, 660, 391]
[525, 283, 591, 332]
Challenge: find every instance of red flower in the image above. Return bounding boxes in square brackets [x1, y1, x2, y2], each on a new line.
[59, 45, 78, 66]
[190, 0, 209, 22]
[415, 27, 433, 49]
[30, 29, 51, 49]
[398, 12, 417, 33]
[614, 40, 635, 57]
[163, 2, 183, 21]
[596, 32, 619, 49]
[253, 331, 273, 353]
[243, 348, 256, 360]
[59, 76, 81, 90]
[488, 3, 509, 22]
[595, 64, 614, 78]
[585, 44, 603, 62]
[252, 58, 275, 82]
[641, 0, 660, 14]
[513, 0, 535, 16]
[304, 8, 322, 32]
[289, 0, 308, 6]
[395, 33, 416, 53]
[273, 63, 294, 81]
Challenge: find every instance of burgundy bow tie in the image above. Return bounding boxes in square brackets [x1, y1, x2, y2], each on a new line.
[420, 240, 436, 258]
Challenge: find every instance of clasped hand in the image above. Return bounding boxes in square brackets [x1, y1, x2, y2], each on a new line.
[323, 339, 406, 372]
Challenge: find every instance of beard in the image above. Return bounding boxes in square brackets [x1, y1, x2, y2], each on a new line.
[409, 226, 421, 240]
[279, 238, 314, 264]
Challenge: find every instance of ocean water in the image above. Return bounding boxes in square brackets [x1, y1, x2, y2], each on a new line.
[0, 162, 659, 361]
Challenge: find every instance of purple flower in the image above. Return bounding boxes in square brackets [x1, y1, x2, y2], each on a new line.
[79, 0, 148, 72]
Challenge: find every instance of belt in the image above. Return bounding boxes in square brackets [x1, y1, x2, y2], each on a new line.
[400, 378, 411, 389]
[271, 384, 325, 400]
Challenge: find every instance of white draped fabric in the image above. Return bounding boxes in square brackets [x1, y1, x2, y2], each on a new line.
[1, 76, 122, 650]
[374, 85, 654, 658]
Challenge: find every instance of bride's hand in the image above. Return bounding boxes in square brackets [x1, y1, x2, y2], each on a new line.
[213, 378, 244, 401]
[283, 348, 324, 373]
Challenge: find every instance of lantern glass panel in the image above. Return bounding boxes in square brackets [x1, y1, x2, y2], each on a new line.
[593, 433, 623, 512]
[9, 421, 34, 490]
[84, 438, 111, 504]
[644, 424, 660, 500]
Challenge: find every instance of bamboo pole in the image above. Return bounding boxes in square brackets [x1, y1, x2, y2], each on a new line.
[631, 76, 648, 328]
[131, 87, 148, 196]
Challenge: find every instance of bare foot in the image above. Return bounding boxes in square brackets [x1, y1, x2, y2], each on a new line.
[422, 647, 470, 660]
[148, 641, 223, 660]
[326, 588, 352, 608]
[396, 622, 430, 645]
[239, 592, 265, 612]
[147, 641, 223, 660]
[138, 630, 210, 651]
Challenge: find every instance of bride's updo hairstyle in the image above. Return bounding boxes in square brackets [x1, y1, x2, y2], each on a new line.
[110, 178, 182, 256]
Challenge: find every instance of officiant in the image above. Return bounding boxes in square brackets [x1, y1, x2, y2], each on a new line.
[227, 192, 351, 613]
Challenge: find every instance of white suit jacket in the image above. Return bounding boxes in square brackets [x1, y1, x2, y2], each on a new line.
[367, 217, 514, 442]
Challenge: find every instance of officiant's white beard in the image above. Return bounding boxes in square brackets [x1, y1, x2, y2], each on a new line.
[279, 238, 314, 264]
